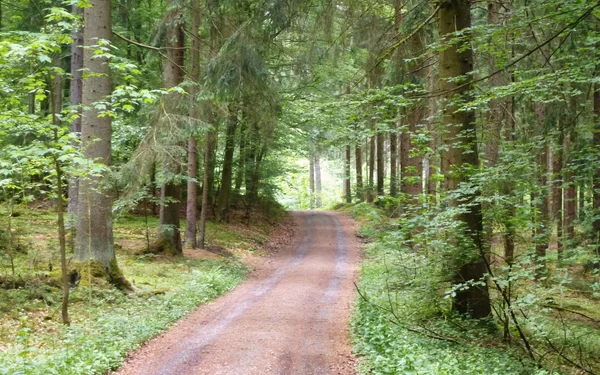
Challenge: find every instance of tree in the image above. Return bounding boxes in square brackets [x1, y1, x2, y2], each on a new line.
[184, 0, 201, 248]
[74, 0, 127, 287]
[67, 4, 83, 217]
[156, 0, 185, 255]
[215, 107, 238, 222]
[438, 0, 491, 318]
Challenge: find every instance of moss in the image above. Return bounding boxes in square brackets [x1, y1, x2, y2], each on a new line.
[72, 259, 133, 291]
[137, 238, 181, 257]
[108, 258, 133, 291]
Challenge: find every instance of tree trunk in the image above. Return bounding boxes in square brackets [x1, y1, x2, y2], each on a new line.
[67, 4, 84, 217]
[593, 83, 600, 260]
[199, 127, 216, 249]
[503, 95, 516, 264]
[244, 125, 258, 201]
[356, 144, 364, 200]
[50, 60, 69, 325]
[345, 145, 352, 203]
[553, 133, 564, 258]
[564, 131, 576, 241]
[158, 182, 182, 254]
[75, 0, 126, 286]
[376, 133, 384, 196]
[184, 0, 201, 248]
[185, 135, 198, 248]
[368, 136, 375, 202]
[535, 143, 550, 279]
[234, 120, 247, 197]
[533, 103, 549, 279]
[426, 58, 437, 201]
[215, 109, 238, 222]
[157, 0, 185, 255]
[405, 108, 423, 197]
[315, 152, 322, 208]
[400, 126, 408, 194]
[390, 123, 398, 197]
[309, 146, 315, 209]
[578, 184, 585, 219]
[439, 0, 490, 318]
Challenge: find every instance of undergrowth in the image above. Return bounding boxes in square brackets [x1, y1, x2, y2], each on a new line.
[0, 261, 245, 374]
[0, 205, 285, 374]
[345, 202, 554, 375]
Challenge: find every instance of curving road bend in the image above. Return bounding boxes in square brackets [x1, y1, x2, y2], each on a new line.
[114, 211, 360, 375]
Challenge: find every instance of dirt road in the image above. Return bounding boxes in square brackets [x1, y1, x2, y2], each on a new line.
[115, 211, 360, 375]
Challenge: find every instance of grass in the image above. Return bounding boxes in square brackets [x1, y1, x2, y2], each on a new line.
[0, 204, 282, 374]
[343, 202, 600, 375]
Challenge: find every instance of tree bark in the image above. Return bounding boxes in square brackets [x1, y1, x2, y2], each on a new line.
[356, 144, 364, 200]
[184, 0, 201, 248]
[185, 135, 198, 248]
[564, 131, 576, 241]
[345, 145, 352, 203]
[390, 123, 398, 197]
[309, 147, 315, 209]
[376, 132, 384, 196]
[578, 184, 585, 219]
[593, 83, 600, 259]
[426, 55, 438, 201]
[215, 109, 238, 222]
[368, 136, 375, 202]
[315, 152, 322, 208]
[75, 0, 126, 285]
[234, 120, 247, 197]
[439, 0, 491, 318]
[405, 108, 423, 197]
[50, 59, 69, 325]
[244, 125, 258, 202]
[553, 132, 564, 258]
[199, 125, 216, 249]
[157, 0, 185, 255]
[533, 103, 549, 279]
[67, 4, 83, 217]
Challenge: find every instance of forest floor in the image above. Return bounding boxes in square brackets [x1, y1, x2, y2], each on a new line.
[114, 210, 360, 375]
[0, 205, 296, 374]
[342, 202, 600, 375]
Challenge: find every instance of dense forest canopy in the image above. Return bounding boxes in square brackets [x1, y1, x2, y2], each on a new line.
[1, 0, 600, 373]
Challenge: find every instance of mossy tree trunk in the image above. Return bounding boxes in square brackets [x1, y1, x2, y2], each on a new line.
[439, 0, 491, 318]
[74, 0, 127, 287]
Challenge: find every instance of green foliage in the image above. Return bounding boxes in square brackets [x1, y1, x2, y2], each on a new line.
[0, 209, 265, 374]
[349, 203, 548, 375]
[0, 261, 245, 374]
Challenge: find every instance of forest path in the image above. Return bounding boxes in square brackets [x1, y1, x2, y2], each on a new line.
[114, 211, 360, 375]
